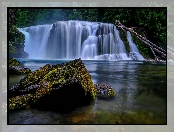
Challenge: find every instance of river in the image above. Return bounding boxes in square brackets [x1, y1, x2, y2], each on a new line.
[8, 59, 166, 124]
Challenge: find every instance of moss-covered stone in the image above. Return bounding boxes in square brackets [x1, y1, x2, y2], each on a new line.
[9, 94, 33, 110]
[94, 84, 115, 97]
[9, 58, 20, 66]
[20, 64, 53, 88]
[9, 66, 31, 75]
[9, 59, 116, 112]
[9, 58, 31, 75]
[8, 59, 96, 112]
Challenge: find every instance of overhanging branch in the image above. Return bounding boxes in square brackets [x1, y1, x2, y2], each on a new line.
[115, 20, 166, 60]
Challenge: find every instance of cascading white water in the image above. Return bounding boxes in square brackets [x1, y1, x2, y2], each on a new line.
[18, 25, 52, 59]
[18, 29, 31, 56]
[18, 20, 144, 60]
[81, 22, 98, 59]
[127, 31, 145, 60]
[94, 23, 131, 60]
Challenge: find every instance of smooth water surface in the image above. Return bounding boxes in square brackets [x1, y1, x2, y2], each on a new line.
[8, 59, 166, 124]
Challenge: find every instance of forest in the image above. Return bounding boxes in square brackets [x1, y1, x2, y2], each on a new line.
[9, 8, 167, 59]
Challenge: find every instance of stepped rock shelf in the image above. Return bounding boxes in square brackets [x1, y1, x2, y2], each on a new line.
[9, 58, 115, 113]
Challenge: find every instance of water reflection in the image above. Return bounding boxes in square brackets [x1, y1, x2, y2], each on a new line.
[84, 60, 166, 115]
[8, 59, 166, 124]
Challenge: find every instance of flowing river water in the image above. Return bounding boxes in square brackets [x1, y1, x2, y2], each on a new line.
[8, 59, 166, 124]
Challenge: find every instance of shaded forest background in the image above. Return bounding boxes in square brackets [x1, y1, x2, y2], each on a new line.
[10, 8, 167, 59]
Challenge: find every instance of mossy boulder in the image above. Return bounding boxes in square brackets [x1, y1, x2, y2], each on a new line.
[9, 59, 98, 113]
[9, 58, 31, 75]
[94, 84, 115, 97]
[9, 66, 31, 75]
[9, 58, 20, 66]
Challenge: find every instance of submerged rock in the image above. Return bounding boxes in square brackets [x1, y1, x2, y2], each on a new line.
[9, 58, 31, 75]
[94, 84, 115, 97]
[9, 66, 31, 75]
[9, 58, 20, 66]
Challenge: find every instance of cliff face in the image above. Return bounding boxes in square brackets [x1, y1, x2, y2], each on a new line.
[9, 9, 29, 58]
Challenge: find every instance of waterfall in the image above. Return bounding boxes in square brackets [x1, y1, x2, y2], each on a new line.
[18, 25, 52, 59]
[81, 22, 98, 60]
[89, 23, 130, 60]
[18, 20, 144, 60]
[127, 31, 145, 60]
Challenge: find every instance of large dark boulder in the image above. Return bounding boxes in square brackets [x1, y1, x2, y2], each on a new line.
[9, 59, 97, 113]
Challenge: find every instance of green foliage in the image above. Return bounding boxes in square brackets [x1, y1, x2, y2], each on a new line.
[14, 9, 40, 27]
[9, 25, 25, 56]
[133, 8, 167, 51]
[131, 33, 153, 59]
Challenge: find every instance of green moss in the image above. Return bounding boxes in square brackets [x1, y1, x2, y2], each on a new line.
[9, 94, 32, 110]
[108, 86, 116, 96]
[43, 68, 58, 80]
[20, 64, 53, 88]
[9, 59, 98, 110]
[9, 59, 116, 110]
[9, 58, 20, 66]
